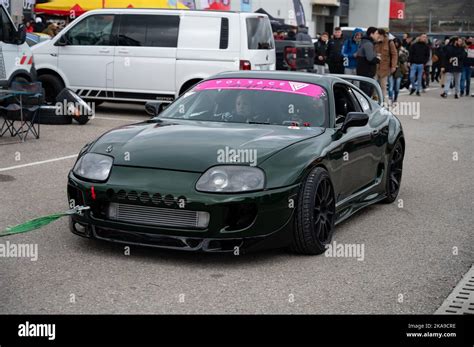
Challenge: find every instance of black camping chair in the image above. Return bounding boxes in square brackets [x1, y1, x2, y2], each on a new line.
[0, 82, 44, 141]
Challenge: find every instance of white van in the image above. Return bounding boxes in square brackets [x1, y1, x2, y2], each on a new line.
[32, 9, 276, 103]
[0, 5, 36, 87]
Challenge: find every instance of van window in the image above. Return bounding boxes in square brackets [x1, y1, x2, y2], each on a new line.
[178, 16, 221, 50]
[0, 7, 15, 44]
[65, 14, 115, 45]
[118, 15, 179, 47]
[246, 17, 273, 50]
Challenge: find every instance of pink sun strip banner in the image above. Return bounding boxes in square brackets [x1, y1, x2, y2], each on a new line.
[195, 79, 325, 98]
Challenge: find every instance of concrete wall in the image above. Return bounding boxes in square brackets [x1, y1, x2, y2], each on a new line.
[348, 0, 389, 28]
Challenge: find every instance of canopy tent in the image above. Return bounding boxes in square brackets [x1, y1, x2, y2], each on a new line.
[35, 0, 189, 16]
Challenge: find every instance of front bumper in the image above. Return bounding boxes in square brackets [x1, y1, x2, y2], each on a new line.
[68, 166, 299, 252]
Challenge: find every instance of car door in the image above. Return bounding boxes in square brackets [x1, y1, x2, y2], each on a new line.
[57, 14, 116, 98]
[330, 83, 380, 201]
[113, 14, 179, 100]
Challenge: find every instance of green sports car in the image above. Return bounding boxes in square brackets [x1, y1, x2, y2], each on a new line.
[67, 71, 404, 255]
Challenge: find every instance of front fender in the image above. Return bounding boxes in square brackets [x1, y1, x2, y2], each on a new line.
[260, 132, 334, 189]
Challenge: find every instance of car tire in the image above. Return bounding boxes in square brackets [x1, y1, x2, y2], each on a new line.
[38, 74, 64, 104]
[383, 140, 404, 203]
[38, 106, 72, 125]
[291, 167, 336, 255]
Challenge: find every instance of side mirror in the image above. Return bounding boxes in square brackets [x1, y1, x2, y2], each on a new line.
[55, 35, 69, 46]
[145, 101, 167, 117]
[341, 112, 369, 133]
[15, 24, 26, 45]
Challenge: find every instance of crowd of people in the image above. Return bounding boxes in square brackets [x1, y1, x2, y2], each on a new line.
[24, 17, 61, 37]
[281, 26, 474, 102]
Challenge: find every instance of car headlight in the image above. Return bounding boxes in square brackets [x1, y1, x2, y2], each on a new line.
[73, 153, 113, 182]
[196, 166, 265, 193]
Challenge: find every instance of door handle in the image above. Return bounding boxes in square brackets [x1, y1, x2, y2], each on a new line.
[99, 48, 110, 53]
[118, 49, 129, 54]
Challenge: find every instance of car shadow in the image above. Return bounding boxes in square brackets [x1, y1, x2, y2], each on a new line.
[71, 235, 289, 268]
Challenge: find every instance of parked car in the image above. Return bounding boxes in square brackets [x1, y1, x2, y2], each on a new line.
[0, 4, 36, 87]
[26, 32, 51, 47]
[67, 71, 405, 255]
[32, 9, 276, 103]
[275, 39, 315, 71]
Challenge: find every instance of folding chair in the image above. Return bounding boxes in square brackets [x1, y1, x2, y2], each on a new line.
[9, 81, 43, 140]
[0, 95, 21, 137]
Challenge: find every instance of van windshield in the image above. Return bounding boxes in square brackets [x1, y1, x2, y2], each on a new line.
[158, 78, 328, 128]
[246, 17, 274, 50]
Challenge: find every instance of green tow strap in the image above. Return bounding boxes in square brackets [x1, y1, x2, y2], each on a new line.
[1, 206, 90, 237]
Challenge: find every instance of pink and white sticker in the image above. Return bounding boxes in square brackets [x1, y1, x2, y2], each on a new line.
[195, 79, 325, 98]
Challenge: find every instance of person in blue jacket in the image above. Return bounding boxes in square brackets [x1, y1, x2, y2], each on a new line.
[342, 28, 364, 75]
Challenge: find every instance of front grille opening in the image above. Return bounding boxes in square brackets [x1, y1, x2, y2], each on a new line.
[127, 191, 138, 201]
[152, 193, 162, 205]
[106, 203, 210, 229]
[95, 228, 188, 248]
[140, 192, 151, 204]
[207, 239, 243, 252]
[164, 194, 175, 206]
[117, 190, 127, 200]
[224, 203, 257, 232]
[68, 185, 85, 206]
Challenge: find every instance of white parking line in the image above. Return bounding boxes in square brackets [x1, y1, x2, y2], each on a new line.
[0, 155, 77, 172]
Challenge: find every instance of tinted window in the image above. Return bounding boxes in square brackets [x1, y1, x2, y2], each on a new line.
[159, 79, 328, 128]
[0, 7, 15, 43]
[246, 17, 274, 50]
[65, 14, 115, 46]
[118, 15, 179, 47]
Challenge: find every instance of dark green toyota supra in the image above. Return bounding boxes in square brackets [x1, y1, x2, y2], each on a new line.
[67, 71, 404, 255]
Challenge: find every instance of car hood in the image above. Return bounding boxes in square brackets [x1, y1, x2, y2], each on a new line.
[89, 119, 325, 172]
[89, 120, 324, 172]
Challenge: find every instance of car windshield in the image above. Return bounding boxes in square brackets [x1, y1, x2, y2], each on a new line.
[158, 79, 329, 128]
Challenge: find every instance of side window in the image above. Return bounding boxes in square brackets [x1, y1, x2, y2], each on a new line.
[65, 14, 115, 46]
[0, 7, 15, 43]
[352, 88, 372, 112]
[118, 15, 179, 47]
[333, 84, 359, 125]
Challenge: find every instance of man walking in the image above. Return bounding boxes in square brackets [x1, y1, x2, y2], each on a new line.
[356, 27, 380, 96]
[327, 27, 345, 74]
[375, 29, 398, 101]
[440, 37, 467, 99]
[408, 33, 430, 96]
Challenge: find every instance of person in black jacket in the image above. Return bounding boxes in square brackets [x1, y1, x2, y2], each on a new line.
[356, 27, 380, 96]
[327, 27, 345, 74]
[314, 32, 329, 74]
[440, 37, 467, 99]
[408, 33, 430, 96]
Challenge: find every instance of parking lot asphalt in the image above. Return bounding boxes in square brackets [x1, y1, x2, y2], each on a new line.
[0, 86, 473, 314]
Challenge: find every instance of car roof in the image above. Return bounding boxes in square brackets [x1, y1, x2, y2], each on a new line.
[211, 71, 338, 89]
